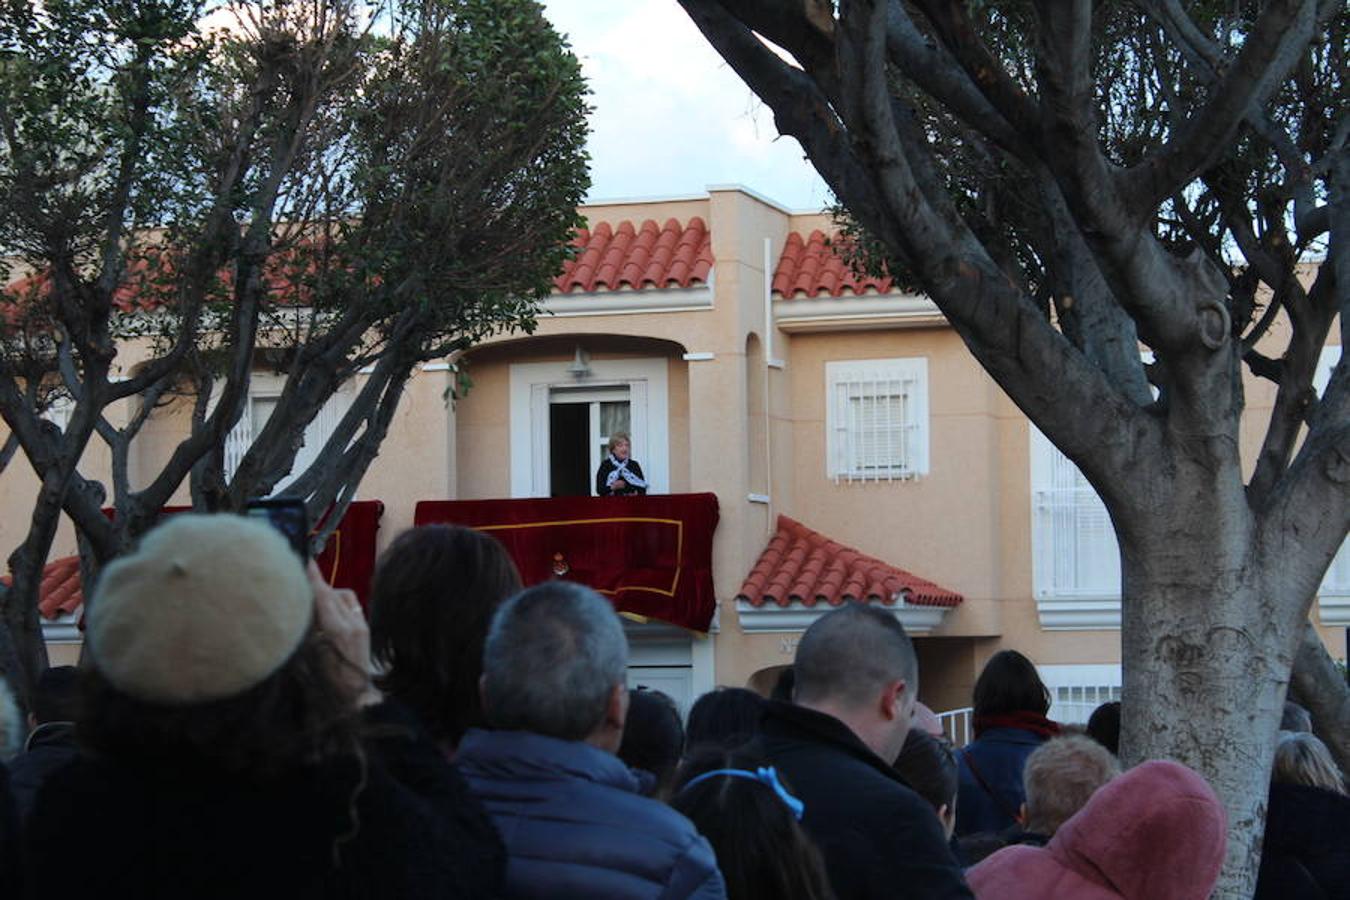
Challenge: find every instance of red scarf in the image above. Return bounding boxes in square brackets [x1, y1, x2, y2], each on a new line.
[972, 710, 1061, 740]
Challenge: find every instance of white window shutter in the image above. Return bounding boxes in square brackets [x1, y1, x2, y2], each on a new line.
[1030, 427, 1120, 600]
[1316, 346, 1349, 595]
[825, 358, 928, 482]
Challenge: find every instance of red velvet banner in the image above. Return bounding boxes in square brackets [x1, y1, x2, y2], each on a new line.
[313, 500, 384, 607]
[104, 500, 384, 606]
[414, 493, 720, 632]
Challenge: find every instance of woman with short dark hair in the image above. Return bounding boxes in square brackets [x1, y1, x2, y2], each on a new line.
[955, 649, 1059, 836]
[369, 524, 522, 751]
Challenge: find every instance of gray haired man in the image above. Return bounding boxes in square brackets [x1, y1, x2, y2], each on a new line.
[456, 581, 725, 900]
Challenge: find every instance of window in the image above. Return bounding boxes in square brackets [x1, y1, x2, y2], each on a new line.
[1316, 346, 1349, 603]
[546, 386, 631, 497]
[1037, 664, 1122, 724]
[223, 378, 349, 493]
[825, 358, 928, 482]
[1030, 427, 1121, 628]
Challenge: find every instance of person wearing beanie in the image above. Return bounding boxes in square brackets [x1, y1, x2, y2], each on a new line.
[23, 513, 504, 900]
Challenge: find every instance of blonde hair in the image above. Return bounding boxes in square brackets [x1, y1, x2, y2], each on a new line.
[1272, 730, 1345, 794]
[1023, 734, 1121, 836]
[607, 431, 631, 453]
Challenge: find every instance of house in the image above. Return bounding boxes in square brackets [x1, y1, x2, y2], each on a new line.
[3, 185, 1345, 721]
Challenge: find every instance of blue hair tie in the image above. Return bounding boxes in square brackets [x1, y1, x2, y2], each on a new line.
[679, 766, 805, 820]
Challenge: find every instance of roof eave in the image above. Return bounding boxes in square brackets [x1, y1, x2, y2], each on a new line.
[773, 294, 946, 333]
[734, 599, 951, 634]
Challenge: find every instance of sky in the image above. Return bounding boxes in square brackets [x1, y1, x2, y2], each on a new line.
[537, 0, 832, 211]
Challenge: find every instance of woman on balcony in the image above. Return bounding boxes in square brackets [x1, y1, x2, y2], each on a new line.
[595, 432, 648, 496]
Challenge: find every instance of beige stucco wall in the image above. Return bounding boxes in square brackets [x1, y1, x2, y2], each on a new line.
[4, 189, 1344, 711]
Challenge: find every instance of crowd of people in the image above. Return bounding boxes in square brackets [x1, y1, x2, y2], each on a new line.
[0, 513, 1345, 899]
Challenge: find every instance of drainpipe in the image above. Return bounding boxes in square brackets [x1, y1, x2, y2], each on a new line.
[762, 237, 774, 532]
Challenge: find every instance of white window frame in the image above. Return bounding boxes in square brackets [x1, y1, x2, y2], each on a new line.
[1037, 664, 1122, 725]
[222, 374, 354, 493]
[824, 357, 929, 482]
[1315, 345, 1350, 624]
[509, 357, 669, 498]
[1030, 426, 1122, 629]
[548, 385, 632, 496]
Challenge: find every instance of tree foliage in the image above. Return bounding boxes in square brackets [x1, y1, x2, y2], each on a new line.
[0, 0, 589, 696]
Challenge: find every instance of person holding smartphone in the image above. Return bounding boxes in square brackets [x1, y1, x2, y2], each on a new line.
[24, 514, 503, 899]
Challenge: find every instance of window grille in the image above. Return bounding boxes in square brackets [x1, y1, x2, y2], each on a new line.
[1051, 683, 1121, 724]
[1038, 665, 1122, 724]
[1031, 428, 1120, 599]
[1315, 346, 1350, 595]
[826, 359, 928, 483]
[222, 388, 345, 491]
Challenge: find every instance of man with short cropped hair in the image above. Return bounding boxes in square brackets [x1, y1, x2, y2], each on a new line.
[456, 581, 725, 899]
[758, 603, 972, 899]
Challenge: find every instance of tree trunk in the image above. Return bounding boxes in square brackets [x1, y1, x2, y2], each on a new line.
[0, 592, 34, 713]
[1120, 521, 1298, 900]
[1, 552, 51, 705]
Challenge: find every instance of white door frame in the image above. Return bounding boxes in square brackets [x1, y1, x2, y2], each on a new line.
[510, 357, 669, 498]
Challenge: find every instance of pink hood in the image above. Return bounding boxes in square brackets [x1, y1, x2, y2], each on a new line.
[969, 760, 1227, 900]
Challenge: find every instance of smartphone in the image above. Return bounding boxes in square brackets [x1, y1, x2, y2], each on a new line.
[244, 498, 310, 560]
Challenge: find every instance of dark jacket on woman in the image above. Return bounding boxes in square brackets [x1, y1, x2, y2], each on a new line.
[457, 727, 725, 899]
[955, 725, 1049, 836]
[756, 700, 972, 900]
[1254, 782, 1350, 900]
[24, 701, 504, 900]
[596, 457, 647, 496]
[7, 721, 77, 821]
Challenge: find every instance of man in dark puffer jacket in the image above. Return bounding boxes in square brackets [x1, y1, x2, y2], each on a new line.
[458, 582, 725, 899]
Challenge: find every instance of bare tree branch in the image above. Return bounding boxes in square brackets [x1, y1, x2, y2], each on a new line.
[1129, 0, 1316, 208]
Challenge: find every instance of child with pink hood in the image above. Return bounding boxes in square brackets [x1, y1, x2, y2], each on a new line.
[968, 760, 1227, 900]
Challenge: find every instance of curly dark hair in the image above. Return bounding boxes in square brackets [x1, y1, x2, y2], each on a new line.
[368, 525, 522, 745]
[79, 632, 360, 779]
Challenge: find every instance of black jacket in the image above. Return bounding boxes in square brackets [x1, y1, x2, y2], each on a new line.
[1254, 782, 1350, 900]
[24, 701, 504, 900]
[596, 457, 647, 496]
[756, 701, 973, 900]
[7, 721, 77, 822]
[0, 764, 22, 899]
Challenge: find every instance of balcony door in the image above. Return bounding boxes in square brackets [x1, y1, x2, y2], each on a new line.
[510, 357, 668, 499]
[548, 386, 631, 497]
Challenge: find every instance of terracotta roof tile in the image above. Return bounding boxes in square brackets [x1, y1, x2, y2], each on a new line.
[772, 230, 894, 299]
[737, 516, 963, 609]
[0, 556, 85, 621]
[4, 242, 342, 323]
[555, 217, 712, 293]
